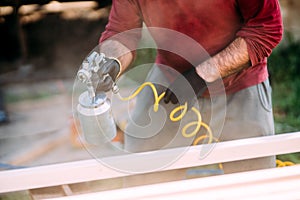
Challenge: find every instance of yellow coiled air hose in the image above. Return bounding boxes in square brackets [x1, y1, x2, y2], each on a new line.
[117, 81, 295, 170]
[117, 82, 216, 145]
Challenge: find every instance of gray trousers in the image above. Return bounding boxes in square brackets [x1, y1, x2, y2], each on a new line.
[124, 66, 275, 174]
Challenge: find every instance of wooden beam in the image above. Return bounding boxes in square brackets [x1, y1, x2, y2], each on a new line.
[47, 165, 300, 200]
[0, 132, 300, 193]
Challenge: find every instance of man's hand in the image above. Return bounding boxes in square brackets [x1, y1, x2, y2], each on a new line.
[164, 67, 207, 109]
[96, 57, 121, 92]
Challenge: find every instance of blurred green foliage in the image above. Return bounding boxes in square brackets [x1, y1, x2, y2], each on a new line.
[268, 41, 300, 133]
[268, 41, 300, 163]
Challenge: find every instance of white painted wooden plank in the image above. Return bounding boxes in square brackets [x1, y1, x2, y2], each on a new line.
[100, 131, 300, 172]
[0, 132, 300, 193]
[47, 165, 300, 200]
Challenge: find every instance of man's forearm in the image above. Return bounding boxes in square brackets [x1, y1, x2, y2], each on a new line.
[196, 37, 250, 82]
[99, 40, 134, 75]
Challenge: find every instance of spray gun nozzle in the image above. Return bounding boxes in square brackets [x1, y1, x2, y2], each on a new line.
[78, 51, 120, 96]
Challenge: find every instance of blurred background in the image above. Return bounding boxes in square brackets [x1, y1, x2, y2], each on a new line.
[0, 0, 299, 179]
[0, 0, 114, 171]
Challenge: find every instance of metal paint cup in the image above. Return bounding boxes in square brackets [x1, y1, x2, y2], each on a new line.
[77, 91, 116, 145]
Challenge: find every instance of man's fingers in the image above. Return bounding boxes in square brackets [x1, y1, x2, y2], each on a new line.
[163, 88, 172, 104]
[97, 59, 115, 77]
[100, 59, 119, 80]
[164, 88, 179, 104]
[170, 95, 178, 104]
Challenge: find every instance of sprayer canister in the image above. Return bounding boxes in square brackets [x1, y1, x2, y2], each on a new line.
[77, 91, 117, 145]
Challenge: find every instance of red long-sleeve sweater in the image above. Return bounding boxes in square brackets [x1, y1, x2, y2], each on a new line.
[100, 0, 283, 94]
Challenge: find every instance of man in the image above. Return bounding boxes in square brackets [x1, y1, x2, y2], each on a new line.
[96, 0, 283, 174]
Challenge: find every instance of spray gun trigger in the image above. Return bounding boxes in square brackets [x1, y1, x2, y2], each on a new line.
[102, 73, 110, 81]
[101, 74, 119, 94]
[112, 83, 119, 94]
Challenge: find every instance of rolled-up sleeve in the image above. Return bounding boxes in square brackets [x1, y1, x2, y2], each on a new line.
[99, 0, 143, 51]
[236, 0, 283, 66]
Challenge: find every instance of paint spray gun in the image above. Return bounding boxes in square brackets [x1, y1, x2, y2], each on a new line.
[76, 52, 118, 145]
